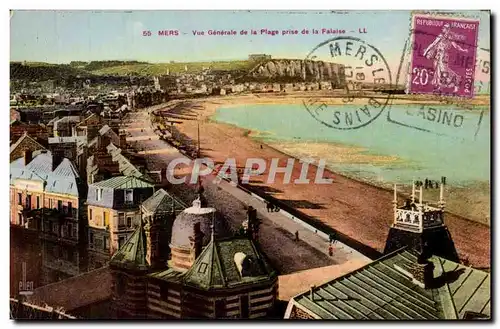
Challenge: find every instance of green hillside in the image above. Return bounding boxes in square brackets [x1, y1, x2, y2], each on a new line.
[90, 60, 252, 76]
[10, 60, 254, 79]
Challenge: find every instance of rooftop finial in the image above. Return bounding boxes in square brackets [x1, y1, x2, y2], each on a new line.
[192, 197, 201, 208]
[411, 179, 416, 203]
[196, 180, 207, 207]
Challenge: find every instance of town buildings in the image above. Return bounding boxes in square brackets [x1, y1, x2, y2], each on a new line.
[109, 193, 278, 319]
[284, 248, 490, 320]
[384, 182, 460, 262]
[10, 150, 85, 241]
[86, 176, 156, 256]
[284, 182, 488, 320]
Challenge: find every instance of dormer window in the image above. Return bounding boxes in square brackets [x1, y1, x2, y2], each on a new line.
[96, 188, 103, 201]
[124, 189, 133, 203]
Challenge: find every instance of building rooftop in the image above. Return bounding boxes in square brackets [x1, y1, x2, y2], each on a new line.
[286, 249, 490, 320]
[90, 175, 154, 190]
[141, 188, 187, 215]
[169, 198, 222, 248]
[10, 151, 81, 197]
[10, 131, 45, 154]
[278, 259, 370, 302]
[53, 116, 80, 131]
[182, 236, 277, 290]
[110, 224, 148, 271]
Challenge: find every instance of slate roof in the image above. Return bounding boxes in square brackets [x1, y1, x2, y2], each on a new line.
[182, 236, 277, 290]
[10, 132, 45, 153]
[288, 249, 490, 320]
[48, 136, 87, 144]
[105, 143, 153, 182]
[88, 125, 120, 148]
[141, 189, 187, 214]
[53, 116, 80, 131]
[110, 224, 149, 271]
[148, 268, 185, 284]
[10, 151, 81, 197]
[91, 176, 154, 189]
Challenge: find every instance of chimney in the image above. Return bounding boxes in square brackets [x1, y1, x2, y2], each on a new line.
[310, 285, 316, 301]
[246, 206, 257, 239]
[52, 151, 64, 171]
[160, 168, 168, 187]
[97, 134, 111, 150]
[145, 220, 163, 269]
[24, 150, 33, 166]
[188, 222, 203, 266]
[408, 247, 435, 289]
[119, 133, 127, 149]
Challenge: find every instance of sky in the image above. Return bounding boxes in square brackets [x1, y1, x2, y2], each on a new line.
[10, 10, 490, 82]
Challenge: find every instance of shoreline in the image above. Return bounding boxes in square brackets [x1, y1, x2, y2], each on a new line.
[155, 95, 490, 267]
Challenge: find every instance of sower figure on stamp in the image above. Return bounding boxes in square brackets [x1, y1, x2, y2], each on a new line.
[423, 23, 469, 93]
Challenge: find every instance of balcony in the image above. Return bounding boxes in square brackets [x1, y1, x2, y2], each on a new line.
[394, 204, 444, 233]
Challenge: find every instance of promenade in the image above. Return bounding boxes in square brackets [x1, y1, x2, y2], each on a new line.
[123, 108, 371, 275]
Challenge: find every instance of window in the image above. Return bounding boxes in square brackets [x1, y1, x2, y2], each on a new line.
[89, 209, 93, 221]
[96, 188, 103, 201]
[118, 213, 125, 227]
[17, 193, 22, 205]
[104, 237, 109, 250]
[118, 237, 125, 248]
[124, 189, 133, 203]
[67, 250, 75, 262]
[103, 211, 108, 227]
[127, 217, 132, 227]
[240, 295, 249, 319]
[198, 262, 208, 274]
[215, 299, 226, 318]
[160, 285, 168, 300]
[49, 199, 54, 209]
[52, 223, 59, 234]
[36, 196, 40, 209]
[116, 275, 126, 296]
[89, 232, 94, 245]
[68, 202, 73, 215]
[57, 200, 62, 211]
[26, 195, 32, 209]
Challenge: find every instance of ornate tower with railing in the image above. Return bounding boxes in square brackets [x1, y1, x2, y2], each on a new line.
[384, 178, 460, 262]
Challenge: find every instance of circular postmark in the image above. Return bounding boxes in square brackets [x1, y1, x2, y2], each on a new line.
[302, 36, 393, 130]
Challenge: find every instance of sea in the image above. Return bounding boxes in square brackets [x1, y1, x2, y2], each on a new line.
[213, 103, 490, 187]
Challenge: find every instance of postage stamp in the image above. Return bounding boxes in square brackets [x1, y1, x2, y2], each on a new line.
[407, 14, 480, 98]
[302, 36, 392, 130]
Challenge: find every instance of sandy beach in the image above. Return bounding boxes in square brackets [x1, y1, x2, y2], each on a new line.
[158, 93, 490, 268]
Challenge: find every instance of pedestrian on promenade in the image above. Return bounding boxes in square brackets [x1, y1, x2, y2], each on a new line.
[328, 244, 334, 256]
[295, 231, 299, 242]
